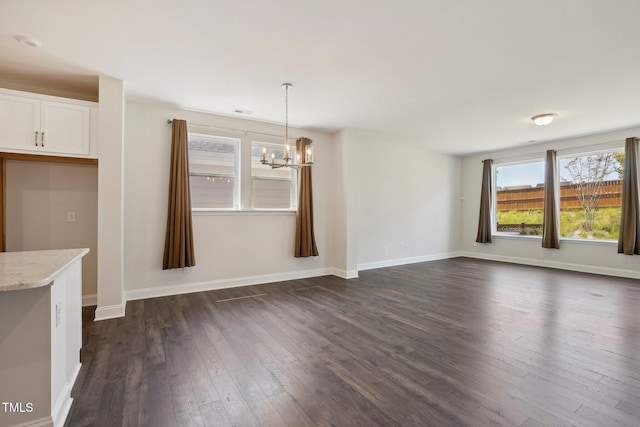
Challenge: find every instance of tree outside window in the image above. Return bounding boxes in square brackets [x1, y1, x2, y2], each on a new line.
[558, 151, 623, 240]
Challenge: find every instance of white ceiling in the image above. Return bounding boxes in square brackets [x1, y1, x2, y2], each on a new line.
[1, 0, 640, 155]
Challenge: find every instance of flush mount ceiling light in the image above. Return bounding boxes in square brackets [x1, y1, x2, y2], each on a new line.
[14, 35, 42, 48]
[531, 113, 557, 126]
[260, 83, 313, 169]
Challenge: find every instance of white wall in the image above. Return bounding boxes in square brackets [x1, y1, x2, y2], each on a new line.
[95, 75, 125, 320]
[122, 100, 337, 299]
[460, 126, 640, 278]
[327, 129, 359, 277]
[119, 106, 464, 297]
[347, 130, 462, 270]
[5, 160, 98, 298]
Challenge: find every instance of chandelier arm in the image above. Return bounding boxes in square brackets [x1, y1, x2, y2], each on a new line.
[260, 159, 310, 170]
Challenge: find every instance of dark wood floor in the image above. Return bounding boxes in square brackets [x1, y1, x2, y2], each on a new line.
[66, 258, 640, 427]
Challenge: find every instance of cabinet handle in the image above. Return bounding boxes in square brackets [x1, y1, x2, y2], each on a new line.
[41, 132, 45, 147]
[35, 131, 39, 147]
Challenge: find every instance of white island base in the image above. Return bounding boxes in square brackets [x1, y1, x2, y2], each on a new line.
[0, 249, 88, 427]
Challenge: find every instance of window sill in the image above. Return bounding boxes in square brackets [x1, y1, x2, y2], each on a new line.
[492, 233, 541, 240]
[492, 233, 617, 246]
[192, 209, 296, 216]
[559, 237, 617, 246]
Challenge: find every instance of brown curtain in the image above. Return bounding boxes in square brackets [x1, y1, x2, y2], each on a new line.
[294, 137, 319, 257]
[163, 119, 196, 269]
[617, 137, 640, 255]
[542, 150, 560, 249]
[476, 159, 493, 243]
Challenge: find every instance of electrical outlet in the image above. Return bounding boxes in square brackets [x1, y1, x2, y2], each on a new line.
[67, 212, 76, 223]
[382, 246, 387, 254]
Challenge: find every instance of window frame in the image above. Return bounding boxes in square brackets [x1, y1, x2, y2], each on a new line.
[250, 140, 298, 211]
[492, 157, 545, 238]
[188, 132, 241, 211]
[490, 141, 624, 244]
[186, 128, 299, 213]
[555, 145, 624, 242]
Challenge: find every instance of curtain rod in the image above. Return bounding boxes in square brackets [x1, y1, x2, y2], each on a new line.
[166, 119, 287, 140]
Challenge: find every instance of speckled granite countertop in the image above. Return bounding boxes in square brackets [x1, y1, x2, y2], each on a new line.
[0, 248, 89, 291]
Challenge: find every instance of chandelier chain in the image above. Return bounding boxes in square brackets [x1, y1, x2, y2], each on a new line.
[285, 84, 289, 143]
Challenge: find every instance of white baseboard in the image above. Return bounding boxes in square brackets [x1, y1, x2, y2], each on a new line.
[94, 302, 127, 321]
[11, 416, 53, 427]
[51, 373, 76, 427]
[358, 251, 462, 271]
[125, 268, 336, 302]
[327, 267, 359, 279]
[82, 293, 97, 307]
[459, 251, 640, 279]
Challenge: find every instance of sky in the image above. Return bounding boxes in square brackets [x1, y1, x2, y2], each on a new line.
[496, 162, 544, 188]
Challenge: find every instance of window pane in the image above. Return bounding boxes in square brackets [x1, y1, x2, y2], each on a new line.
[495, 161, 544, 235]
[189, 134, 237, 176]
[558, 152, 623, 240]
[251, 141, 295, 209]
[253, 179, 292, 209]
[190, 175, 235, 209]
[188, 133, 238, 209]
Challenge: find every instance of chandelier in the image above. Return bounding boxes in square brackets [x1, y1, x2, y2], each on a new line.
[260, 83, 313, 169]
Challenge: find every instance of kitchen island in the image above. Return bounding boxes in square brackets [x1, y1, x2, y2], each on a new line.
[0, 248, 88, 427]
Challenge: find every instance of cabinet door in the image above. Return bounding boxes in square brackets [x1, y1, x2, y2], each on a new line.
[41, 101, 90, 156]
[0, 94, 40, 151]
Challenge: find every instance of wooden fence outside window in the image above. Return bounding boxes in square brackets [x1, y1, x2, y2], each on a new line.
[496, 179, 622, 211]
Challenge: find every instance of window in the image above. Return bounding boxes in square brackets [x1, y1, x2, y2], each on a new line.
[188, 133, 239, 209]
[186, 131, 297, 212]
[251, 141, 296, 209]
[558, 150, 623, 240]
[494, 161, 544, 236]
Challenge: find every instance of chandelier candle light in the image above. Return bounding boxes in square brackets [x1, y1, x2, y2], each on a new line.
[260, 83, 314, 169]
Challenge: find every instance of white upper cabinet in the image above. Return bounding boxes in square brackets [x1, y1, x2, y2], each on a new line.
[0, 89, 97, 158]
[0, 94, 40, 151]
[40, 101, 91, 155]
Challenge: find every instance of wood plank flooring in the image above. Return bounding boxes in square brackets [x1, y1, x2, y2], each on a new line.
[65, 258, 640, 426]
